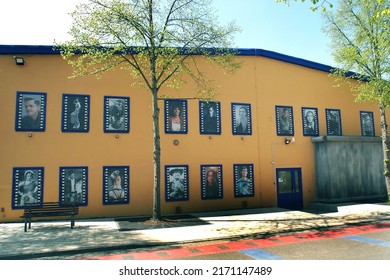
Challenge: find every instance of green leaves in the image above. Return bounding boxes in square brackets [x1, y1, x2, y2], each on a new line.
[275, 0, 334, 11]
[324, 0, 389, 105]
[56, 0, 241, 100]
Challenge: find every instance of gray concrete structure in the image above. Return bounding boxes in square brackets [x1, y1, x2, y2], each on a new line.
[312, 136, 388, 203]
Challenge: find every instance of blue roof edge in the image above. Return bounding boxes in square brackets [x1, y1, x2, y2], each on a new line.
[0, 44, 335, 73]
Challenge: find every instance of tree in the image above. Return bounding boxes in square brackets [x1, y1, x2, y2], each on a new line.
[57, 0, 240, 220]
[276, 0, 334, 11]
[322, 0, 390, 195]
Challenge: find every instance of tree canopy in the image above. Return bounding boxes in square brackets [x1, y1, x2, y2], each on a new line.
[276, 0, 334, 11]
[322, 0, 390, 106]
[58, 0, 241, 100]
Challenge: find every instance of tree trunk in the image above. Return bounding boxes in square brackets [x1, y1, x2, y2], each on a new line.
[379, 103, 390, 197]
[151, 87, 162, 220]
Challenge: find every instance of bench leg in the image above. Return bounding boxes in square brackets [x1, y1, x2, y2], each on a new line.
[24, 220, 27, 232]
[71, 215, 75, 229]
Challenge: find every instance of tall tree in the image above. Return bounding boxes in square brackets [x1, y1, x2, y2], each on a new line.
[276, 0, 334, 11]
[57, 0, 240, 220]
[322, 0, 390, 195]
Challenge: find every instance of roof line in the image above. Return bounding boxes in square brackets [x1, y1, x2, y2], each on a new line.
[0, 44, 335, 73]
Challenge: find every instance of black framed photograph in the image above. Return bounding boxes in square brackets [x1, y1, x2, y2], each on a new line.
[326, 109, 342, 136]
[232, 103, 252, 135]
[15, 91, 46, 132]
[12, 167, 44, 209]
[164, 99, 188, 134]
[302, 107, 319, 136]
[234, 164, 254, 198]
[199, 101, 221, 135]
[104, 96, 130, 133]
[61, 94, 90, 132]
[276, 105, 294, 136]
[59, 167, 88, 206]
[103, 166, 130, 205]
[201, 165, 223, 200]
[360, 111, 375, 136]
[165, 165, 189, 202]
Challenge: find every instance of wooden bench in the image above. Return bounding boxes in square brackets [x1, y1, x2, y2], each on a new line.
[21, 202, 79, 232]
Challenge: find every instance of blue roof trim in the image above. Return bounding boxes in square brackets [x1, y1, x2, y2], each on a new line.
[0, 45, 60, 55]
[0, 44, 335, 73]
[238, 48, 334, 73]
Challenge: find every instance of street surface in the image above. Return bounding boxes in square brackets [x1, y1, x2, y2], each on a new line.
[46, 222, 390, 260]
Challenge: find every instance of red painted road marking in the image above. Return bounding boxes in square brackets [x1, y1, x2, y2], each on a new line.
[81, 222, 390, 260]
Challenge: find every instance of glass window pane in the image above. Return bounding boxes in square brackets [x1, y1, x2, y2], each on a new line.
[294, 170, 300, 193]
[278, 171, 293, 193]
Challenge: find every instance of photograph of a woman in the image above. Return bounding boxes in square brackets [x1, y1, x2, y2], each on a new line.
[165, 99, 187, 133]
[326, 109, 342, 136]
[61, 94, 90, 132]
[360, 111, 375, 136]
[201, 165, 223, 200]
[104, 96, 130, 133]
[12, 167, 44, 209]
[103, 166, 129, 205]
[232, 103, 252, 135]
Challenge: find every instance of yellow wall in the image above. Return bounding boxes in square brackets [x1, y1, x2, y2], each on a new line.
[0, 50, 380, 222]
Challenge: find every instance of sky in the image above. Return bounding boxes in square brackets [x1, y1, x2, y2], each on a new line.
[0, 0, 335, 66]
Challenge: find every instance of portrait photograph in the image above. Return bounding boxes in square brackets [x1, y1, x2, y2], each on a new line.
[302, 107, 319, 136]
[61, 94, 90, 132]
[165, 165, 189, 202]
[12, 167, 44, 209]
[276, 105, 294, 136]
[360, 111, 375, 136]
[103, 166, 130, 205]
[232, 103, 252, 135]
[15, 91, 47, 132]
[164, 99, 188, 134]
[201, 165, 223, 200]
[104, 96, 130, 133]
[234, 164, 254, 198]
[59, 167, 88, 206]
[199, 101, 221, 135]
[326, 109, 342, 136]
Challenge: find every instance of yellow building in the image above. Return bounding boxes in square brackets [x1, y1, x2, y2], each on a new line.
[0, 45, 383, 222]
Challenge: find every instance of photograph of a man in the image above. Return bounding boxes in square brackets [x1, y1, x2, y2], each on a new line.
[234, 164, 254, 197]
[16, 92, 46, 131]
[200, 101, 221, 134]
[165, 166, 189, 201]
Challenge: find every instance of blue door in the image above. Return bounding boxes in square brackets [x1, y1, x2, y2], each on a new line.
[276, 168, 303, 210]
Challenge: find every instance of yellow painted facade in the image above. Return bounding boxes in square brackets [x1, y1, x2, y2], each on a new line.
[0, 46, 380, 222]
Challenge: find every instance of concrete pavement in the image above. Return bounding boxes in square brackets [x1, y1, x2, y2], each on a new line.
[0, 203, 389, 259]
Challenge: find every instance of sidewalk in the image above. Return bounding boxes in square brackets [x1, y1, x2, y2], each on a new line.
[1, 203, 389, 259]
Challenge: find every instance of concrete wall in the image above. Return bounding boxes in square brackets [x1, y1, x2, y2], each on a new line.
[312, 136, 388, 202]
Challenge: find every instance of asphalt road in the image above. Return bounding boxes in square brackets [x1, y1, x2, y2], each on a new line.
[34, 221, 390, 260]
